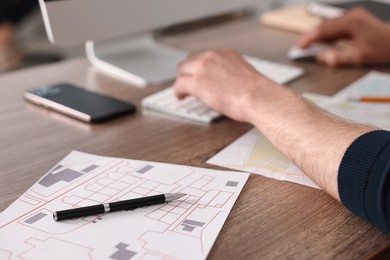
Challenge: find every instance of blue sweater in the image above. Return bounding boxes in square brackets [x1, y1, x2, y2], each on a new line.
[339, 130, 390, 235]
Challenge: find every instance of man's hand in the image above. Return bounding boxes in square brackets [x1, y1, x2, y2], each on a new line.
[297, 8, 390, 67]
[174, 49, 284, 123]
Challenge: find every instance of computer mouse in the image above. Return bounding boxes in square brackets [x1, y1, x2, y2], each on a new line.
[287, 43, 330, 61]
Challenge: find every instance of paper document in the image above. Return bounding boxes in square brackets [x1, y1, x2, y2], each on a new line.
[309, 93, 390, 130]
[208, 72, 390, 189]
[333, 71, 390, 101]
[0, 151, 249, 260]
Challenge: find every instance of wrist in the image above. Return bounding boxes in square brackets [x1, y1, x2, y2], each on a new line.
[243, 78, 303, 129]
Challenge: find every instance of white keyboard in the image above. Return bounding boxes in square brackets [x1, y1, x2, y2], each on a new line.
[142, 56, 304, 124]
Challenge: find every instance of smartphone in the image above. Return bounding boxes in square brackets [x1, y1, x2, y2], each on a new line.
[24, 82, 136, 123]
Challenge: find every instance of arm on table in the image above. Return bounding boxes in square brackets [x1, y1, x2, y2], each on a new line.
[174, 49, 390, 234]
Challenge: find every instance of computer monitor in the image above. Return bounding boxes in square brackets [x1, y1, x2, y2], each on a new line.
[39, 0, 264, 86]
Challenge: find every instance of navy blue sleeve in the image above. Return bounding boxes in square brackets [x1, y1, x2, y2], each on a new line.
[338, 130, 390, 235]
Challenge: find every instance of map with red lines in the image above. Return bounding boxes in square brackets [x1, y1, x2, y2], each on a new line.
[0, 151, 249, 260]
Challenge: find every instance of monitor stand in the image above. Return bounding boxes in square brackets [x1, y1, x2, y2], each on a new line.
[85, 34, 187, 87]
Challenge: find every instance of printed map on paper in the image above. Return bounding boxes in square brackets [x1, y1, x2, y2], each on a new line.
[208, 128, 319, 188]
[0, 151, 249, 260]
[332, 71, 390, 101]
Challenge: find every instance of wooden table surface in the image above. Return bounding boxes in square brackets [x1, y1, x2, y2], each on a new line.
[1, 17, 390, 259]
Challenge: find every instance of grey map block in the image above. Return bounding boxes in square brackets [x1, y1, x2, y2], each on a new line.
[226, 181, 239, 187]
[82, 164, 99, 173]
[181, 219, 205, 232]
[110, 243, 137, 260]
[53, 165, 63, 171]
[39, 169, 83, 188]
[182, 224, 195, 232]
[183, 219, 205, 227]
[137, 165, 154, 174]
[24, 212, 47, 224]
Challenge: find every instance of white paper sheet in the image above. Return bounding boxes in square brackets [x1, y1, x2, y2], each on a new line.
[0, 151, 249, 260]
[333, 71, 390, 101]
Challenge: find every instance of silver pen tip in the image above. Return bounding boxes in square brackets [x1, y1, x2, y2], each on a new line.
[165, 193, 187, 202]
[53, 212, 58, 221]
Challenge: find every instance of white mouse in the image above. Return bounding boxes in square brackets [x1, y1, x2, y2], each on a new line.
[287, 43, 330, 61]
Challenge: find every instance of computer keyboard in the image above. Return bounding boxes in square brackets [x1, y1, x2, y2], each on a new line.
[142, 56, 304, 124]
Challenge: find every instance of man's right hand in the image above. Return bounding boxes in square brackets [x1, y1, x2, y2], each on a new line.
[174, 49, 284, 124]
[296, 8, 390, 67]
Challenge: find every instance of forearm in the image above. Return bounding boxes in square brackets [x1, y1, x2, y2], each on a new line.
[244, 84, 374, 200]
[174, 48, 390, 233]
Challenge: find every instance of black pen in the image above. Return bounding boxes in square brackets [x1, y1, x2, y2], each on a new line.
[53, 193, 186, 221]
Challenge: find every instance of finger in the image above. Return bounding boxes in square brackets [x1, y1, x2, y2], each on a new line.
[316, 48, 362, 67]
[178, 51, 220, 77]
[177, 58, 203, 77]
[176, 51, 206, 76]
[173, 76, 197, 100]
[177, 51, 214, 77]
[296, 16, 352, 48]
[185, 51, 206, 62]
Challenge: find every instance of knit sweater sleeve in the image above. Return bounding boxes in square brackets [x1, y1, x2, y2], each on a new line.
[338, 130, 390, 234]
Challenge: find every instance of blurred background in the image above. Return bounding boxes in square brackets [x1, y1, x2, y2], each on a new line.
[0, 0, 311, 73]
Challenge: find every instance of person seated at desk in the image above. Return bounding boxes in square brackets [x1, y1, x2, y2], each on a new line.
[173, 8, 390, 235]
[0, 0, 37, 71]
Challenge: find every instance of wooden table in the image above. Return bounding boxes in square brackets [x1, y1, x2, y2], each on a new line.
[1, 17, 389, 259]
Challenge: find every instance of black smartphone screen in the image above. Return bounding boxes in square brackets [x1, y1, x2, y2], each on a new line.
[24, 83, 136, 123]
